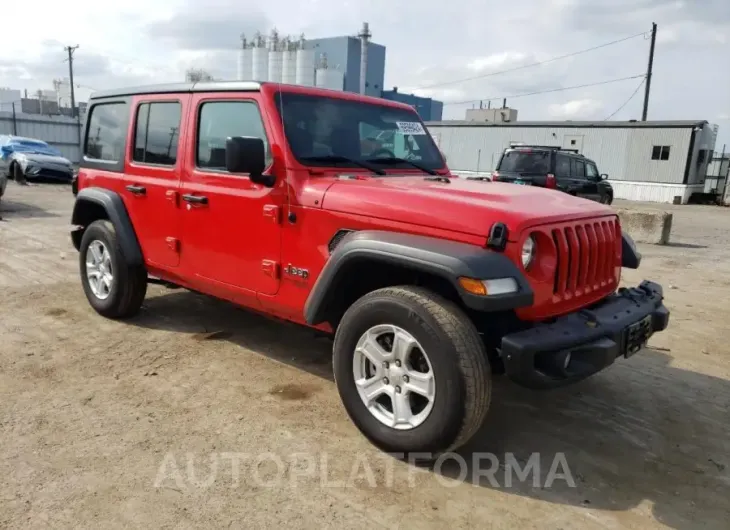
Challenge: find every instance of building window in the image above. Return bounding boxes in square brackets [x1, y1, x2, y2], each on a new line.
[652, 145, 670, 161]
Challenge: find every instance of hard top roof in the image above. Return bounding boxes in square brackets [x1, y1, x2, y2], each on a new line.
[88, 81, 417, 112]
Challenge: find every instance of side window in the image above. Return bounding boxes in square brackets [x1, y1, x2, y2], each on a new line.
[574, 159, 586, 178]
[84, 102, 128, 162]
[569, 157, 577, 177]
[585, 162, 598, 179]
[133, 102, 182, 165]
[197, 101, 270, 170]
[556, 154, 570, 177]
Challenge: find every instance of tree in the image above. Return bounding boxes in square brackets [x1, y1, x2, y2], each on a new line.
[185, 69, 216, 82]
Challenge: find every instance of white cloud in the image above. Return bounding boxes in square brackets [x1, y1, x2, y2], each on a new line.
[0, 0, 728, 147]
[548, 99, 604, 119]
[467, 52, 530, 72]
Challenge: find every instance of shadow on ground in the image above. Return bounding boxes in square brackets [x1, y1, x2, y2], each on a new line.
[129, 289, 730, 530]
[665, 242, 708, 249]
[0, 198, 59, 220]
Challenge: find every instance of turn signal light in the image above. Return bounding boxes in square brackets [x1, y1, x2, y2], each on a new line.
[546, 173, 557, 189]
[459, 277, 488, 296]
[458, 277, 519, 296]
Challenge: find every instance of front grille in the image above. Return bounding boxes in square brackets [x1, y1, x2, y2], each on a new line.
[39, 168, 73, 180]
[551, 218, 619, 298]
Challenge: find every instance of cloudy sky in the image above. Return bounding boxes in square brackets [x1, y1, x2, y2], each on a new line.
[3, 0, 729, 147]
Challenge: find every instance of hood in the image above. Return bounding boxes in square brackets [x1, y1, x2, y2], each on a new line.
[17, 153, 72, 166]
[320, 175, 615, 239]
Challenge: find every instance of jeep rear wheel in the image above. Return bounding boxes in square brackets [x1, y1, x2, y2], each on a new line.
[79, 220, 147, 319]
[333, 286, 491, 456]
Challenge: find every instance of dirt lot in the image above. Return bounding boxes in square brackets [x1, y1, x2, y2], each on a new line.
[1, 182, 729, 529]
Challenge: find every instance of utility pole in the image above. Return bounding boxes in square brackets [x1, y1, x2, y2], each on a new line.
[641, 23, 657, 121]
[64, 45, 79, 118]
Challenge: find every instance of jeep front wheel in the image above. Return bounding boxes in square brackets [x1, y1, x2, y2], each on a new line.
[333, 286, 491, 456]
[79, 220, 147, 319]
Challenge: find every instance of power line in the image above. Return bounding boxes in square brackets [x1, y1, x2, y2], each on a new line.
[411, 30, 650, 92]
[603, 78, 646, 121]
[443, 74, 646, 106]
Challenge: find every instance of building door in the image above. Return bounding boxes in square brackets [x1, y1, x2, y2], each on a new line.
[563, 135, 584, 153]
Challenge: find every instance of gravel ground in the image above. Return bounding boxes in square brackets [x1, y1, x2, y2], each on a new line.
[1, 183, 729, 529]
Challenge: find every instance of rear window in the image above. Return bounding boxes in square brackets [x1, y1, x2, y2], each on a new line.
[498, 150, 551, 173]
[84, 102, 129, 162]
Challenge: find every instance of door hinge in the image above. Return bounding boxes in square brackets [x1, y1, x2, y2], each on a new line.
[166, 190, 179, 206]
[261, 260, 280, 279]
[166, 237, 180, 253]
[263, 204, 280, 224]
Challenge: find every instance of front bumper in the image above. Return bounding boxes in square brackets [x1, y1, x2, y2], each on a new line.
[24, 165, 74, 182]
[500, 280, 669, 389]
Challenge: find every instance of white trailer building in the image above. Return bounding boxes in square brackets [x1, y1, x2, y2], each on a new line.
[426, 120, 719, 204]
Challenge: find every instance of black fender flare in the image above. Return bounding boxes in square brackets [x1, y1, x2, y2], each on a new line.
[303, 230, 534, 325]
[621, 232, 641, 269]
[70, 187, 144, 266]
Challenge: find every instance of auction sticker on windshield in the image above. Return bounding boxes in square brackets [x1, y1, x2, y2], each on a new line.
[396, 122, 427, 135]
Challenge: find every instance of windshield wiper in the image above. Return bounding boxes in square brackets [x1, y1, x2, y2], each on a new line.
[299, 155, 385, 175]
[364, 156, 438, 175]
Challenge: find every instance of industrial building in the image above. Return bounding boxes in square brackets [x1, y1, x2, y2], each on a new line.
[427, 120, 719, 204]
[380, 87, 443, 122]
[235, 25, 443, 121]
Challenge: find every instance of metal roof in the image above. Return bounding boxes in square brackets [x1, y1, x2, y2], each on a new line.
[89, 81, 263, 99]
[425, 120, 709, 129]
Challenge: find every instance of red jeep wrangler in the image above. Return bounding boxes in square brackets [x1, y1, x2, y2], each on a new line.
[71, 81, 669, 456]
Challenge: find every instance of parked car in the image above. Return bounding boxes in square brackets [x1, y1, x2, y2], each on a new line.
[70, 81, 668, 457]
[0, 135, 75, 184]
[491, 144, 614, 204]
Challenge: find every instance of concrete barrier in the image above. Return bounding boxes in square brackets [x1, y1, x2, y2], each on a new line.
[615, 208, 673, 245]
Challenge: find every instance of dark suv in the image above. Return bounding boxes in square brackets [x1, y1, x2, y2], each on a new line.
[492, 145, 613, 204]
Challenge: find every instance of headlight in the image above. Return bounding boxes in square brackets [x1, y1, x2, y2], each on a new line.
[521, 235, 536, 269]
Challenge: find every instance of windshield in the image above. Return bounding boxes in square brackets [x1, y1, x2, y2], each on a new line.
[498, 150, 551, 173]
[273, 92, 445, 172]
[11, 139, 62, 157]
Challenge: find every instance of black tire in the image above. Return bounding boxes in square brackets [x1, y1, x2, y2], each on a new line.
[333, 286, 491, 456]
[79, 219, 147, 319]
[12, 162, 27, 185]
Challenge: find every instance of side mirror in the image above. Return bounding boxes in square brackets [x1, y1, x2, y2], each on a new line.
[600, 173, 608, 180]
[225, 136, 275, 187]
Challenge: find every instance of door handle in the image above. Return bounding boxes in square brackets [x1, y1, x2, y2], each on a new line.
[182, 194, 208, 205]
[126, 184, 146, 195]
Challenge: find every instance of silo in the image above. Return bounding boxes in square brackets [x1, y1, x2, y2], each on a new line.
[315, 54, 344, 91]
[268, 51, 283, 83]
[315, 68, 344, 91]
[252, 44, 269, 81]
[295, 46, 315, 86]
[282, 39, 297, 84]
[267, 30, 283, 83]
[237, 35, 253, 80]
